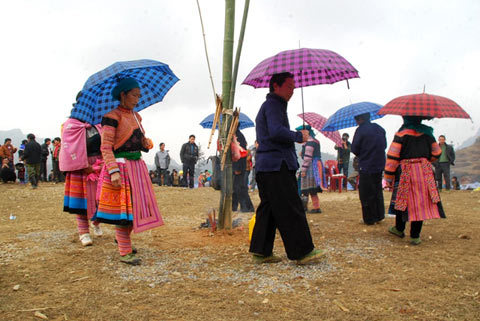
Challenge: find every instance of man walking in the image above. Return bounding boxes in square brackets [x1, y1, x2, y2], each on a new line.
[434, 135, 455, 191]
[249, 72, 326, 265]
[154, 143, 170, 186]
[23, 133, 42, 189]
[334, 133, 351, 189]
[180, 135, 199, 188]
[40, 138, 51, 182]
[351, 113, 387, 225]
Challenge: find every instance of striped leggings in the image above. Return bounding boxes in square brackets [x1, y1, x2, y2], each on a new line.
[76, 215, 99, 235]
[115, 226, 133, 256]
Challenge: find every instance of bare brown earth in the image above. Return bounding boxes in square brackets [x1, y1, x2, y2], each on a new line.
[1, 183, 479, 321]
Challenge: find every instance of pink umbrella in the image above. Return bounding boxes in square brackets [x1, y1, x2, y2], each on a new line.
[298, 112, 343, 146]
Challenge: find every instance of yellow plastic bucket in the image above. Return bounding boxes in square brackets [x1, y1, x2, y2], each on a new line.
[248, 214, 256, 241]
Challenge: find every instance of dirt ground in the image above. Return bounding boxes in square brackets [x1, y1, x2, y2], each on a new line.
[0, 183, 479, 321]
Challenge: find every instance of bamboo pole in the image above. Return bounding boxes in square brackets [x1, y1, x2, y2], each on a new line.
[228, 0, 250, 110]
[218, 0, 235, 230]
[208, 94, 222, 149]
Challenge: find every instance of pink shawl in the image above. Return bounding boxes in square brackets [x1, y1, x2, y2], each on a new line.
[59, 118, 102, 172]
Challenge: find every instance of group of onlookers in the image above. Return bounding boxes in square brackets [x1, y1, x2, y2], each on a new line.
[0, 135, 64, 187]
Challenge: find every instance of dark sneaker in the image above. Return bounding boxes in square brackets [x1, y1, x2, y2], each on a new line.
[120, 253, 141, 265]
[308, 208, 322, 214]
[296, 249, 327, 265]
[252, 254, 282, 264]
[388, 226, 405, 238]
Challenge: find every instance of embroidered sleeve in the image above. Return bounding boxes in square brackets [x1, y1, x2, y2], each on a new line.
[384, 133, 403, 181]
[100, 117, 119, 174]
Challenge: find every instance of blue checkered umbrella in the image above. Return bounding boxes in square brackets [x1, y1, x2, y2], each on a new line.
[70, 59, 179, 125]
[199, 112, 255, 130]
[322, 102, 384, 131]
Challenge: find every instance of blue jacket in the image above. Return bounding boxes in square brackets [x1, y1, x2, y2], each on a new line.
[351, 121, 386, 174]
[255, 93, 303, 172]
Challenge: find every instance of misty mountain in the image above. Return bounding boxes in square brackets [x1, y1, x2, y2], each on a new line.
[458, 127, 480, 150]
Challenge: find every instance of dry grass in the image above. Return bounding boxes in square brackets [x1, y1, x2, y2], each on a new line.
[0, 183, 479, 321]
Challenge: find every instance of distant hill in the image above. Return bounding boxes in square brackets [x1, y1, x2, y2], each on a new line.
[458, 127, 480, 149]
[452, 137, 480, 183]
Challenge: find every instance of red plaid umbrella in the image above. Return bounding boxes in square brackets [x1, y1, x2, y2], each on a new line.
[378, 93, 470, 119]
[298, 112, 343, 146]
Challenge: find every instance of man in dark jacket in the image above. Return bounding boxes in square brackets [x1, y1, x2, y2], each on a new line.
[351, 113, 387, 225]
[434, 135, 455, 190]
[334, 133, 351, 188]
[180, 135, 199, 188]
[232, 129, 254, 212]
[40, 138, 51, 182]
[23, 133, 42, 189]
[249, 72, 326, 265]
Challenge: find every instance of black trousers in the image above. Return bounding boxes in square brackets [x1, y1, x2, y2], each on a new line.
[249, 163, 314, 260]
[232, 172, 254, 212]
[40, 160, 47, 181]
[52, 160, 64, 182]
[435, 162, 451, 190]
[395, 215, 423, 238]
[182, 162, 195, 188]
[338, 162, 349, 188]
[358, 171, 385, 224]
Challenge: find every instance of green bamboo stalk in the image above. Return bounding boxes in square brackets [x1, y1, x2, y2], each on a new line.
[228, 0, 250, 110]
[218, 0, 235, 230]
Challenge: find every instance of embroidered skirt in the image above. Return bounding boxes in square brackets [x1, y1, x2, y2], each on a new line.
[301, 158, 326, 195]
[388, 158, 445, 222]
[94, 158, 164, 233]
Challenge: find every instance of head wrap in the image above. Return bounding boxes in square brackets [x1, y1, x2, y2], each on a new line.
[295, 124, 316, 138]
[111, 78, 140, 101]
[354, 112, 371, 123]
[399, 116, 434, 138]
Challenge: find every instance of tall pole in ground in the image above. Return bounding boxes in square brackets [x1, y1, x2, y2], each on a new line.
[218, 0, 235, 229]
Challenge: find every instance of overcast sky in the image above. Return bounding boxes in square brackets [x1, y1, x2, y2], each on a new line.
[1, 0, 479, 165]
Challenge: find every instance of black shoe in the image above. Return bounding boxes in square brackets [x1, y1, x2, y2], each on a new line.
[308, 208, 322, 214]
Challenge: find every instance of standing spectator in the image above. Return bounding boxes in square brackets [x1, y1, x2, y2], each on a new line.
[18, 139, 27, 160]
[434, 135, 455, 191]
[52, 137, 64, 183]
[180, 135, 199, 189]
[299, 125, 326, 214]
[334, 133, 351, 189]
[40, 138, 51, 182]
[249, 72, 326, 265]
[351, 113, 387, 225]
[23, 133, 42, 189]
[154, 143, 170, 186]
[232, 128, 255, 212]
[0, 138, 18, 169]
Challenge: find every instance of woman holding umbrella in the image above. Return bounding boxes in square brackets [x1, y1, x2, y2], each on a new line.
[94, 78, 163, 265]
[297, 125, 325, 213]
[384, 116, 445, 245]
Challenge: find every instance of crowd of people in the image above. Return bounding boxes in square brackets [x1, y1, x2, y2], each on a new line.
[0, 72, 461, 267]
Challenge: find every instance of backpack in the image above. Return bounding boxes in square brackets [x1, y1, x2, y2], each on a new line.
[208, 155, 222, 190]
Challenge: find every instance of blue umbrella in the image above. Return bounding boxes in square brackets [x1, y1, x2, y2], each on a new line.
[71, 59, 179, 125]
[200, 112, 255, 130]
[322, 102, 384, 131]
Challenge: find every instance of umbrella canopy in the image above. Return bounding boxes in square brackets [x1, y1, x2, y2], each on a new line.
[242, 48, 359, 88]
[200, 112, 255, 130]
[378, 93, 470, 119]
[322, 102, 385, 131]
[71, 59, 179, 125]
[297, 112, 343, 146]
